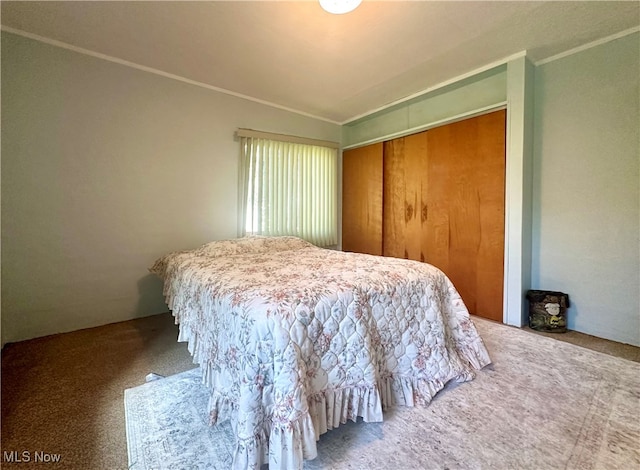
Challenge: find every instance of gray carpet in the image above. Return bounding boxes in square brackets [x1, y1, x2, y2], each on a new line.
[124, 318, 640, 469]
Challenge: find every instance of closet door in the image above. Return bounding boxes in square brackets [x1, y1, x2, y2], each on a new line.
[342, 143, 383, 255]
[425, 110, 506, 321]
[383, 131, 428, 261]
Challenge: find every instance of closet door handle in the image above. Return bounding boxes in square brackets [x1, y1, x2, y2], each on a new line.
[405, 202, 413, 223]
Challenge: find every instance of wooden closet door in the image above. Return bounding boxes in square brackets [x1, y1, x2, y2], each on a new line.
[342, 144, 383, 255]
[425, 110, 506, 321]
[383, 132, 428, 261]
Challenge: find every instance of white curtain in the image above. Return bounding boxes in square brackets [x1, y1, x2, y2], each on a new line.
[238, 137, 338, 247]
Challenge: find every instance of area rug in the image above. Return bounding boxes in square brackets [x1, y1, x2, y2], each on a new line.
[124, 318, 640, 469]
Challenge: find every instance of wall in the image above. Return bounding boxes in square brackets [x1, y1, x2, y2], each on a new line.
[1, 32, 340, 344]
[342, 65, 507, 148]
[532, 32, 639, 346]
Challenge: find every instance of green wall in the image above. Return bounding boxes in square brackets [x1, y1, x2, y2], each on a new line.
[342, 65, 507, 148]
[532, 32, 639, 346]
[1, 32, 340, 344]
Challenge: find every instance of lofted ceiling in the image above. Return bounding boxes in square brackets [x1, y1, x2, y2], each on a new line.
[2, 1, 639, 123]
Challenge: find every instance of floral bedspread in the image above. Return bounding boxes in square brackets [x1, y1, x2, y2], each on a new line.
[151, 236, 491, 470]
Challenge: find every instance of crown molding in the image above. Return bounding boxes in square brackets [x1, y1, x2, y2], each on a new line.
[341, 51, 526, 125]
[0, 26, 342, 126]
[535, 26, 640, 66]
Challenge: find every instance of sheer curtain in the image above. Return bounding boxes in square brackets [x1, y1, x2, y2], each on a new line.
[238, 135, 338, 247]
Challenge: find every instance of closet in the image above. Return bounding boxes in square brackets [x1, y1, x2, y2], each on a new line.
[342, 110, 506, 321]
[342, 142, 383, 255]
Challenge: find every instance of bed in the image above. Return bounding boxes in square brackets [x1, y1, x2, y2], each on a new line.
[150, 235, 491, 470]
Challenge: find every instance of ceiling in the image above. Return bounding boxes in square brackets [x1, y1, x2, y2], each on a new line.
[2, 1, 639, 124]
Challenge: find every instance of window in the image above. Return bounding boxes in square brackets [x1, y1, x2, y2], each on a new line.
[237, 130, 338, 247]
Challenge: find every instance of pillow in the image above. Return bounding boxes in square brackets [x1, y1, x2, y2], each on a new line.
[196, 235, 314, 257]
[148, 238, 262, 278]
[260, 236, 315, 252]
[148, 249, 192, 278]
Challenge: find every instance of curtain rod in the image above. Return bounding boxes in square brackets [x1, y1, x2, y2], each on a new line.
[236, 128, 340, 149]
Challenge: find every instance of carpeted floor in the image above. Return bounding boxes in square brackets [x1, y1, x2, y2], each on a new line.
[1, 313, 194, 470]
[124, 318, 640, 470]
[2, 312, 639, 469]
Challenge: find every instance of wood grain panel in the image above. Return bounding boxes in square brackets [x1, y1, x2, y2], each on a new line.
[404, 131, 429, 262]
[344, 111, 505, 321]
[383, 138, 406, 258]
[424, 126, 451, 274]
[383, 132, 429, 260]
[342, 144, 383, 255]
[426, 110, 505, 321]
[475, 110, 506, 319]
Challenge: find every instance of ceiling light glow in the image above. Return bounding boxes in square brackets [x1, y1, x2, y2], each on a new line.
[319, 0, 362, 15]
